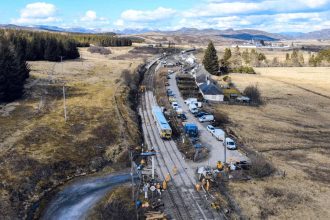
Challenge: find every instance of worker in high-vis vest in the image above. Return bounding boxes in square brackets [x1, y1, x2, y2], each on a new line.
[162, 180, 167, 190]
[206, 180, 210, 191]
[195, 183, 201, 191]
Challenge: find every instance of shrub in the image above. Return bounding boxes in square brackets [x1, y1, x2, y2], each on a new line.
[88, 46, 111, 55]
[231, 66, 256, 74]
[213, 110, 229, 126]
[248, 154, 275, 178]
[244, 85, 262, 104]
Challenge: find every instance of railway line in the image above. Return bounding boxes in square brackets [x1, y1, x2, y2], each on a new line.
[139, 60, 223, 219]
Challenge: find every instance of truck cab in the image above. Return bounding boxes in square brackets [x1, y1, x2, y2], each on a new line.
[184, 123, 198, 137]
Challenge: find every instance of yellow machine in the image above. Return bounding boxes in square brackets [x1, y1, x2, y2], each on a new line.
[217, 161, 224, 171]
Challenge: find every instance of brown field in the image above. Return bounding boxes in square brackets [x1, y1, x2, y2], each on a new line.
[214, 67, 330, 219]
[0, 47, 146, 218]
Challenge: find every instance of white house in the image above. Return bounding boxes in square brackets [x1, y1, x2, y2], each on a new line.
[199, 81, 224, 102]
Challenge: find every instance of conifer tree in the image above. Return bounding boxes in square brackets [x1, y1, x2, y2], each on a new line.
[203, 41, 219, 75]
[0, 37, 29, 102]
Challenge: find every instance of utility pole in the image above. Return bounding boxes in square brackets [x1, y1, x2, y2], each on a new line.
[224, 136, 227, 164]
[60, 56, 67, 122]
[152, 155, 155, 180]
[63, 86, 67, 122]
[59, 56, 65, 75]
[130, 150, 139, 220]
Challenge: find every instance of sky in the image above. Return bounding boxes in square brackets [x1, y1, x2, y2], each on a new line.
[0, 0, 330, 33]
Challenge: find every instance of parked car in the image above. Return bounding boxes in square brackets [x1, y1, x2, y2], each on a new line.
[195, 111, 209, 118]
[234, 161, 250, 170]
[225, 137, 237, 150]
[190, 137, 199, 144]
[198, 114, 214, 122]
[167, 75, 171, 79]
[236, 96, 250, 103]
[213, 129, 225, 141]
[177, 113, 187, 121]
[207, 125, 215, 133]
[165, 82, 170, 86]
[172, 102, 179, 110]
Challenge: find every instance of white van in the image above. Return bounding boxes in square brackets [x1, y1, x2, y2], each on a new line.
[198, 114, 214, 122]
[189, 104, 198, 114]
[225, 138, 237, 150]
[184, 98, 198, 105]
[192, 102, 202, 108]
[213, 129, 225, 141]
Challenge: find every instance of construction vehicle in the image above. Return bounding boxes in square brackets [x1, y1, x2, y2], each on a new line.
[216, 161, 224, 171]
[184, 123, 198, 137]
[196, 166, 214, 182]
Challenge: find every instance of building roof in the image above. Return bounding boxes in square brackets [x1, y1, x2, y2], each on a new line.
[195, 73, 207, 84]
[199, 82, 223, 95]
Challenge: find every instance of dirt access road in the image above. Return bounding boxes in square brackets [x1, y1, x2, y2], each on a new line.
[139, 61, 223, 220]
[167, 70, 248, 169]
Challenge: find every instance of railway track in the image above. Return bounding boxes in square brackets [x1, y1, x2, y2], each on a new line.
[140, 69, 191, 219]
[139, 60, 223, 219]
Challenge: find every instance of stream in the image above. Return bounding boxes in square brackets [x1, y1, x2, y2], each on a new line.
[41, 173, 133, 220]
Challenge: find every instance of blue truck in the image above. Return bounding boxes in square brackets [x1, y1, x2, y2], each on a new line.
[184, 123, 198, 137]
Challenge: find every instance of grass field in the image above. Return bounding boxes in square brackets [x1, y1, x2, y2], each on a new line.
[0, 47, 147, 218]
[214, 67, 330, 219]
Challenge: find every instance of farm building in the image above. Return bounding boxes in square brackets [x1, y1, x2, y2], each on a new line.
[199, 81, 224, 102]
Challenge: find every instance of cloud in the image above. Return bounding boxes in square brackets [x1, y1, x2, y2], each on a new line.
[77, 10, 110, 27]
[120, 7, 176, 22]
[81, 10, 97, 22]
[114, 19, 125, 27]
[182, 0, 330, 18]
[12, 2, 60, 24]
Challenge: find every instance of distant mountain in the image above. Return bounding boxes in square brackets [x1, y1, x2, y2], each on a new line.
[299, 29, 330, 40]
[0, 24, 101, 34]
[33, 25, 100, 34]
[114, 28, 159, 35]
[0, 24, 35, 31]
[147, 28, 287, 41]
[279, 32, 305, 38]
[220, 33, 278, 41]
